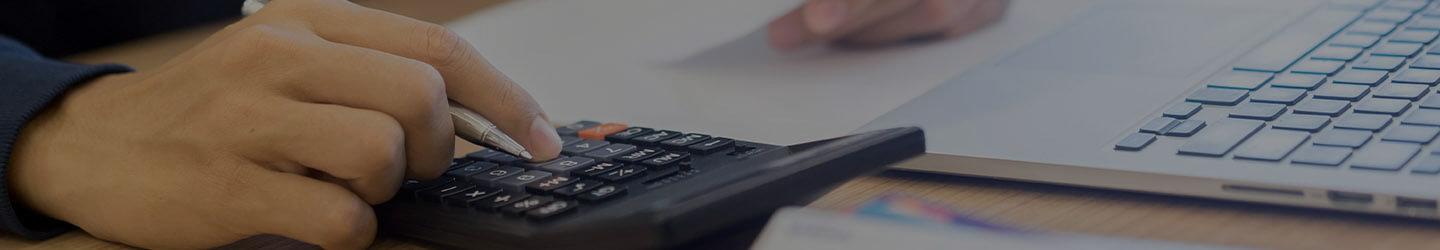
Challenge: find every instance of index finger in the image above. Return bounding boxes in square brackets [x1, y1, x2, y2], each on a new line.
[273, 0, 563, 161]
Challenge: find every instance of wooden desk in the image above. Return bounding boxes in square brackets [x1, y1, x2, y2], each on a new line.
[7, 0, 1440, 249]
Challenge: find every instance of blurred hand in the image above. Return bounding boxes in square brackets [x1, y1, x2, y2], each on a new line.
[767, 0, 1009, 50]
[9, 0, 561, 248]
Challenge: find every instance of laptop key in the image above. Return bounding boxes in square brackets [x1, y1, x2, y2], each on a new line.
[1233, 130, 1310, 161]
[1365, 9, 1414, 23]
[1251, 88, 1307, 104]
[1233, 9, 1363, 72]
[1373, 83, 1430, 100]
[1163, 102, 1202, 119]
[1393, 69, 1440, 84]
[1373, 42, 1424, 57]
[1139, 117, 1180, 134]
[1423, 94, 1440, 109]
[1354, 98, 1413, 116]
[1290, 60, 1346, 75]
[1349, 21, 1398, 36]
[1351, 56, 1406, 71]
[1165, 120, 1206, 137]
[1383, 1, 1427, 11]
[1313, 83, 1371, 101]
[1334, 113, 1393, 131]
[1293, 98, 1353, 116]
[1290, 145, 1354, 166]
[1207, 71, 1273, 90]
[1186, 88, 1249, 105]
[1391, 29, 1440, 44]
[1272, 114, 1331, 132]
[1314, 128, 1374, 148]
[1331, 68, 1390, 85]
[1330, 34, 1381, 48]
[1404, 108, 1440, 126]
[1177, 119, 1264, 157]
[1229, 102, 1287, 121]
[1350, 141, 1421, 171]
[1310, 46, 1364, 61]
[525, 175, 579, 194]
[1115, 133, 1156, 151]
[1382, 125, 1440, 143]
[599, 165, 647, 182]
[1414, 55, 1440, 69]
[1269, 73, 1327, 89]
[1411, 157, 1440, 174]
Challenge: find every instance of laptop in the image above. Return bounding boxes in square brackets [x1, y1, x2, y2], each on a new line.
[862, 0, 1440, 219]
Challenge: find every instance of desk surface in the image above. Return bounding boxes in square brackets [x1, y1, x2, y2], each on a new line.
[5, 0, 1440, 249]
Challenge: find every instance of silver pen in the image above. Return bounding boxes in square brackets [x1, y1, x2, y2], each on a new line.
[241, 0, 535, 160]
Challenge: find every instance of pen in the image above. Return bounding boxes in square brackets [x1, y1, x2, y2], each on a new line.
[241, 0, 535, 160]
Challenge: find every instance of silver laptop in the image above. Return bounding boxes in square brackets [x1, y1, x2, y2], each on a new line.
[862, 0, 1440, 219]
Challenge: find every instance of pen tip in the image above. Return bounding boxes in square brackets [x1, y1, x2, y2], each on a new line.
[519, 151, 534, 160]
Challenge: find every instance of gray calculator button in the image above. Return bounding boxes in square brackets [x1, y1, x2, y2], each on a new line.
[1207, 71, 1273, 90]
[1177, 119, 1264, 157]
[1313, 84, 1371, 101]
[1334, 113, 1393, 131]
[561, 140, 610, 155]
[1314, 128, 1374, 148]
[1290, 60, 1346, 75]
[1331, 69, 1390, 85]
[1164, 120, 1206, 137]
[540, 157, 596, 173]
[583, 143, 637, 159]
[1290, 145, 1353, 166]
[1251, 88, 1308, 105]
[1330, 34, 1380, 48]
[1350, 141, 1421, 171]
[1311, 46, 1363, 61]
[1412, 55, 1440, 69]
[1272, 114, 1331, 132]
[1293, 98, 1353, 116]
[1351, 55, 1406, 71]
[1162, 102, 1202, 119]
[1394, 69, 1440, 85]
[1139, 117, 1180, 134]
[1233, 130, 1310, 161]
[1269, 73, 1327, 89]
[1411, 156, 1440, 174]
[1382, 125, 1440, 143]
[1229, 102, 1288, 121]
[1354, 98, 1412, 116]
[1373, 83, 1429, 100]
[470, 166, 525, 185]
[1422, 94, 1440, 109]
[1372, 42, 1423, 57]
[1403, 108, 1440, 126]
[496, 170, 554, 190]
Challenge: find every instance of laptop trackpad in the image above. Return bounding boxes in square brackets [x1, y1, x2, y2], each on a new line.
[995, 1, 1286, 77]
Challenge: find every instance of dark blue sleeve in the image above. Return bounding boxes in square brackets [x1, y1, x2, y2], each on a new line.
[0, 35, 131, 239]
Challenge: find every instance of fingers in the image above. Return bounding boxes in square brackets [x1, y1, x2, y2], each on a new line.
[768, 0, 919, 49]
[234, 170, 376, 249]
[838, 0, 978, 45]
[768, 0, 1008, 50]
[249, 100, 409, 204]
[275, 0, 562, 161]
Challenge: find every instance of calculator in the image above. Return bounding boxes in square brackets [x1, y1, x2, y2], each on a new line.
[376, 121, 925, 249]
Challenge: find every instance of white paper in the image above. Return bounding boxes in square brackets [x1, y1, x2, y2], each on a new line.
[446, 0, 1094, 144]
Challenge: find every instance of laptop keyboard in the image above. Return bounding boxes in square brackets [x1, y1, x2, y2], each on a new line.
[1118, 0, 1440, 174]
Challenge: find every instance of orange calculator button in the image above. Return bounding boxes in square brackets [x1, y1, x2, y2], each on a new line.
[578, 123, 628, 140]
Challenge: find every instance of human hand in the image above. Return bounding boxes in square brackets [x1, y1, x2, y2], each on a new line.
[8, 0, 562, 248]
[767, 0, 1009, 50]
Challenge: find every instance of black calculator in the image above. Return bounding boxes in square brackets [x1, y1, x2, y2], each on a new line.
[377, 121, 925, 249]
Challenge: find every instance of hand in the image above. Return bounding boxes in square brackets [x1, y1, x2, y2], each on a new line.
[8, 0, 562, 248]
[767, 0, 1009, 50]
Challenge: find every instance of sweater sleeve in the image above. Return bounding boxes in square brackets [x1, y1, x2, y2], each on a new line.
[0, 35, 132, 240]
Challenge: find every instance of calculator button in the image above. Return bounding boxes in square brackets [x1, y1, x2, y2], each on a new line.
[466, 149, 521, 164]
[600, 165, 647, 182]
[448, 158, 474, 170]
[1351, 55, 1406, 71]
[583, 143, 638, 159]
[443, 187, 502, 207]
[578, 185, 626, 202]
[496, 170, 553, 190]
[689, 138, 735, 154]
[421, 183, 476, 203]
[578, 123, 628, 140]
[501, 196, 554, 215]
[605, 127, 654, 142]
[642, 152, 690, 167]
[555, 121, 601, 136]
[399, 177, 455, 199]
[560, 136, 582, 146]
[662, 133, 712, 147]
[616, 148, 665, 163]
[574, 162, 623, 177]
[1331, 34, 1380, 48]
[526, 176, 580, 194]
[1331, 69, 1390, 85]
[540, 157, 596, 173]
[552, 180, 604, 197]
[469, 166, 525, 184]
[561, 140, 610, 155]
[474, 191, 530, 211]
[445, 162, 498, 178]
[632, 130, 683, 144]
[526, 200, 578, 220]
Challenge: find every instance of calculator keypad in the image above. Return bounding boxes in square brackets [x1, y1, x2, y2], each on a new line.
[402, 121, 760, 221]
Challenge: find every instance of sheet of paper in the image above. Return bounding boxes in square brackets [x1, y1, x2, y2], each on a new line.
[446, 0, 1095, 144]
